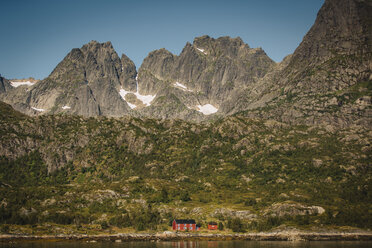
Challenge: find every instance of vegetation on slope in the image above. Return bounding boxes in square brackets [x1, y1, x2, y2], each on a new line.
[0, 103, 371, 234]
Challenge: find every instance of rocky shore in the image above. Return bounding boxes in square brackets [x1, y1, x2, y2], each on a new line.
[1, 231, 372, 242]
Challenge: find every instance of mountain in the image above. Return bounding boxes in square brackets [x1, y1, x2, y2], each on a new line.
[0, 41, 135, 116]
[289, 0, 371, 70]
[0, 0, 371, 234]
[1, 0, 370, 125]
[0, 76, 12, 93]
[231, 0, 372, 128]
[0, 37, 274, 121]
[134, 36, 275, 120]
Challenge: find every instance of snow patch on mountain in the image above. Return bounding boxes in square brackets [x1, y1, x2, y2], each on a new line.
[173, 82, 193, 92]
[31, 107, 45, 112]
[119, 88, 135, 108]
[10, 81, 35, 88]
[174, 82, 187, 90]
[119, 87, 155, 109]
[135, 92, 156, 106]
[126, 102, 137, 109]
[119, 88, 137, 109]
[196, 47, 207, 55]
[196, 104, 218, 115]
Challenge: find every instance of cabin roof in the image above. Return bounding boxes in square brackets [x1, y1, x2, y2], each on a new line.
[174, 219, 196, 224]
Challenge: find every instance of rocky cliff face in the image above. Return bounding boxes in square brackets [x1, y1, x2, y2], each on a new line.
[231, 0, 372, 128]
[290, 0, 371, 69]
[0, 41, 135, 117]
[0, 76, 12, 93]
[282, 0, 372, 91]
[135, 35, 275, 120]
[0, 0, 370, 125]
[1, 37, 274, 121]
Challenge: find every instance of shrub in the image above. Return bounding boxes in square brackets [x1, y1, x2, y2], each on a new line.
[218, 222, 224, 231]
[180, 191, 191, 202]
[244, 199, 257, 206]
[109, 214, 131, 228]
[0, 224, 9, 233]
[100, 221, 109, 230]
[228, 218, 244, 233]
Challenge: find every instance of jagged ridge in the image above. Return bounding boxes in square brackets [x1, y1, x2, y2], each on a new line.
[0, 0, 370, 127]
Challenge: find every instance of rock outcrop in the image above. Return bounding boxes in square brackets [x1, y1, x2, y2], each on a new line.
[263, 202, 325, 218]
[0, 76, 12, 93]
[0, 41, 134, 117]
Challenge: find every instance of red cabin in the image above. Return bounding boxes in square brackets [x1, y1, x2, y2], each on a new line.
[208, 222, 218, 230]
[172, 219, 197, 231]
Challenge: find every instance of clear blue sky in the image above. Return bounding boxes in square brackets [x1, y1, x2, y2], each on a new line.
[0, 0, 324, 80]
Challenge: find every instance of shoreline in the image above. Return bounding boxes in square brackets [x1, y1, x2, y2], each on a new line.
[1, 231, 372, 242]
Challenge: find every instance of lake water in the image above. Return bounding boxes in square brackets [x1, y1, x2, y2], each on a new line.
[1, 241, 371, 248]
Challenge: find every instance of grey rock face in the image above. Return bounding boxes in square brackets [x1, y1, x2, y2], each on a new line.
[1, 0, 370, 126]
[285, 0, 371, 90]
[136, 35, 275, 120]
[0, 76, 34, 114]
[263, 202, 325, 218]
[138, 48, 175, 95]
[0, 76, 12, 93]
[1, 41, 135, 117]
[120, 54, 137, 91]
[291, 0, 371, 68]
[232, 0, 372, 128]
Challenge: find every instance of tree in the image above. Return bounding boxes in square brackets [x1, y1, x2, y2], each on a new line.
[180, 191, 191, 202]
[1, 225, 9, 233]
[218, 222, 224, 231]
[229, 218, 244, 232]
[100, 221, 109, 229]
[135, 221, 145, 231]
[161, 188, 169, 203]
[244, 198, 257, 206]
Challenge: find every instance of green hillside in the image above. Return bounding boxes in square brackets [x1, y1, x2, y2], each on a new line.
[0, 102, 370, 234]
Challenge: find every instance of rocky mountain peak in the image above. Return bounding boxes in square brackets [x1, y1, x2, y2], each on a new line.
[81, 40, 114, 52]
[244, 0, 372, 129]
[141, 48, 175, 73]
[148, 48, 174, 57]
[138, 48, 176, 89]
[268, 0, 372, 96]
[290, 0, 371, 69]
[0, 41, 136, 117]
[192, 35, 248, 58]
[134, 34, 275, 120]
[0, 76, 12, 93]
[193, 35, 244, 47]
[48, 40, 122, 86]
[120, 53, 137, 91]
[1, 0, 369, 124]
[192, 35, 211, 51]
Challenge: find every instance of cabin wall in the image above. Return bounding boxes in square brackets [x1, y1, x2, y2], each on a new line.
[173, 222, 197, 231]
